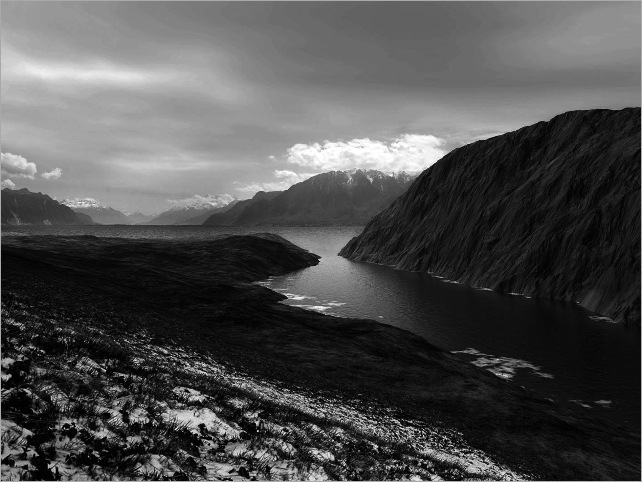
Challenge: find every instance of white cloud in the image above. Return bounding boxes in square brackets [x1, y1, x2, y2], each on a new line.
[286, 134, 448, 174]
[1, 152, 37, 179]
[3, 44, 169, 87]
[273, 170, 316, 183]
[234, 133, 447, 197]
[234, 170, 316, 195]
[234, 181, 292, 194]
[165, 194, 236, 210]
[41, 167, 63, 180]
[1, 179, 16, 189]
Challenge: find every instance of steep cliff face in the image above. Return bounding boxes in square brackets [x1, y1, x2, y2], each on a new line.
[1, 188, 94, 226]
[340, 108, 641, 323]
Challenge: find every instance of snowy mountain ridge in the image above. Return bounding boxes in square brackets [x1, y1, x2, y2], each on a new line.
[166, 194, 237, 211]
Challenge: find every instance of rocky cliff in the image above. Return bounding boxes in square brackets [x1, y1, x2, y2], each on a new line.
[340, 108, 641, 323]
[1, 188, 94, 226]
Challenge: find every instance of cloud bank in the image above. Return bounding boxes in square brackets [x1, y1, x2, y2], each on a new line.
[1, 179, 16, 189]
[286, 134, 448, 174]
[234, 170, 316, 194]
[235, 134, 447, 196]
[1, 152, 37, 179]
[41, 167, 63, 180]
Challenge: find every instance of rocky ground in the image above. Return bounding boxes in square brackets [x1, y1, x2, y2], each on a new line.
[1, 293, 522, 481]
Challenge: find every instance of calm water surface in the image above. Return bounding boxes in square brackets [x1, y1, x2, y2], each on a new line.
[3, 225, 640, 428]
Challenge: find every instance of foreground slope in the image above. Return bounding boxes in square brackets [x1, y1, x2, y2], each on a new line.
[340, 108, 641, 323]
[1, 235, 639, 480]
[1, 188, 93, 226]
[2, 293, 522, 481]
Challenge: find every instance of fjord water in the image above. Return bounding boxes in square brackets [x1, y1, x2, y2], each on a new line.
[3, 225, 640, 428]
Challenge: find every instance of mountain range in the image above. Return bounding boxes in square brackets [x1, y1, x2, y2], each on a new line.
[204, 169, 415, 226]
[61, 198, 150, 225]
[142, 194, 238, 225]
[340, 108, 641, 324]
[3, 170, 413, 228]
[61, 195, 239, 225]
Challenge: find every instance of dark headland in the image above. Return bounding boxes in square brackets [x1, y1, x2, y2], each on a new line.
[2, 234, 639, 480]
[340, 108, 641, 324]
[1, 188, 94, 226]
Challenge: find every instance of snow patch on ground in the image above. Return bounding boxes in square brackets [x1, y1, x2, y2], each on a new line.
[452, 348, 554, 381]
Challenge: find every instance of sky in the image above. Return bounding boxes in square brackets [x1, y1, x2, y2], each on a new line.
[1, 1, 640, 213]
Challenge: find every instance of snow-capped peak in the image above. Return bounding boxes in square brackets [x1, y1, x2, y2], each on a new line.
[341, 169, 390, 183]
[62, 197, 106, 209]
[166, 194, 237, 211]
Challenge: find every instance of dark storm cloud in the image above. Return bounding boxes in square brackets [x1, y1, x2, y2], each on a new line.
[1, 2, 639, 211]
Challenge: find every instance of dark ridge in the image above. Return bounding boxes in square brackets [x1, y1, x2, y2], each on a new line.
[340, 108, 641, 324]
[204, 170, 414, 226]
[1, 188, 94, 226]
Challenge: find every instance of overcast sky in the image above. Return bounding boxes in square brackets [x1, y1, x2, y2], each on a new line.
[2, 1, 640, 213]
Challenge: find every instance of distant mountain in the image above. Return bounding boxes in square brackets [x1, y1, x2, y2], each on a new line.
[205, 170, 415, 226]
[62, 198, 131, 225]
[123, 212, 156, 225]
[174, 201, 240, 225]
[2, 188, 94, 226]
[203, 191, 282, 226]
[143, 194, 237, 225]
[340, 108, 641, 324]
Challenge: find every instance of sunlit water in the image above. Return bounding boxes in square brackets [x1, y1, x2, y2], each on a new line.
[3, 225, 640, 428]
